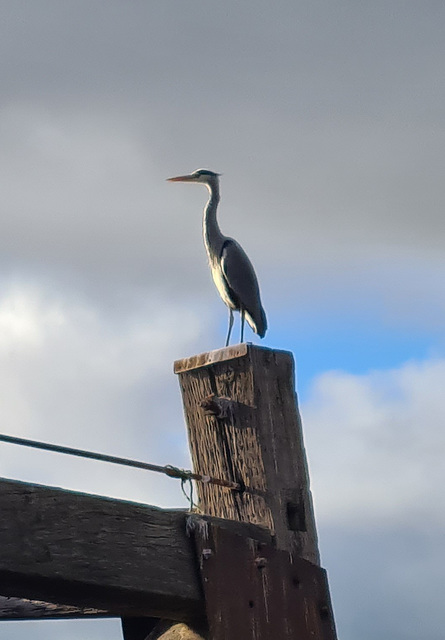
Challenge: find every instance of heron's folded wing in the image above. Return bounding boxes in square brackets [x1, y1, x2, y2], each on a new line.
[220, 239, 267, 336]
[221, 239, 267, 336]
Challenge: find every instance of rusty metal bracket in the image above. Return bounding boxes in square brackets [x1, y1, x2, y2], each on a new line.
[200, 395, 235, 419]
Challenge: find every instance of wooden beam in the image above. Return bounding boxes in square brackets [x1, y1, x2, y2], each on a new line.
[175, 345, 338, 638]
[0, 596, 108, 620]
[0, 476, 202, 621]
[175, 344, 319, 562]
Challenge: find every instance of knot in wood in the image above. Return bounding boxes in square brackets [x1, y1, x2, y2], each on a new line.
[219, 368, 235, 386]
[200, 395, 234, 419]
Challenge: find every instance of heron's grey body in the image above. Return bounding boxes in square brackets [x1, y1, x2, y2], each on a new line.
[168, 169, 267, 345]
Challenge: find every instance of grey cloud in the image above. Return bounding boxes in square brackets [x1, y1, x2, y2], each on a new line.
[302, 359, 445, 639]
[0, 1, 444, 321]
[303, 361, 445, 526]
[322, 526, 445, 640]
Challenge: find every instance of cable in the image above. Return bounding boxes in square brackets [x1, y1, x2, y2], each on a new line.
[0, 432, 244, 493]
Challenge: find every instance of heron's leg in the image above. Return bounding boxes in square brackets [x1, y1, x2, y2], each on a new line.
[225, 308, 234, 347]
[240, 308, 245, 343]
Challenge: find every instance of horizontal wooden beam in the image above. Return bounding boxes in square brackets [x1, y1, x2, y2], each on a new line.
[0, 477, 201, 620]
[0, 597, 108, 620]
[0, 477, 270, 621]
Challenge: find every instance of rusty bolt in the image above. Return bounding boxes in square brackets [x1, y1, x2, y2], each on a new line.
[254, 556, 267, 569]
[202, 548, 213, 561]
[200, 395, 234, 419]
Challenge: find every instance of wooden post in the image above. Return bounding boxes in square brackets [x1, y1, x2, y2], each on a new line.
[173, 344, 337, 639]
[174, 343, 319, 562]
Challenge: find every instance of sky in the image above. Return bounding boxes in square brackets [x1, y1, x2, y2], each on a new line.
[0, 1, 444, 638]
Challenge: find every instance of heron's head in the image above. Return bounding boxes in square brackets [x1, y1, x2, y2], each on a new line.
[167, 169, 221, 186]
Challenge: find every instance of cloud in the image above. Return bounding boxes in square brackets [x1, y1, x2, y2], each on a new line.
[2, 100, 445, 343]
[0, 280, 211, 506]
[1, 0, 445, 338]
[301, 359, 445, 639]
[321, 524, 445, 640]
[302, 358, 445, 528]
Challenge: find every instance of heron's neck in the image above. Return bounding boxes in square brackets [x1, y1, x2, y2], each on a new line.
[203, 181, 224, 259]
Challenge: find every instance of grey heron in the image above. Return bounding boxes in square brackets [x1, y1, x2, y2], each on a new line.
[167, 169, 267, 346]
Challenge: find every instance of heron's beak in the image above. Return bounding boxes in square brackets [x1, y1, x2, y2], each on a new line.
[167, 174, 196, 182]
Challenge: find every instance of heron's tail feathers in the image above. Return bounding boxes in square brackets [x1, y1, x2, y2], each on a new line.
[246, 305, 267, 339]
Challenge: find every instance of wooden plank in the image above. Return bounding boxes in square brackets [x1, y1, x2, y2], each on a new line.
[193, 522, 337, 640]
[175, 344, 319, 562]
[0, 596, 108, 620]
[0, 476, 201, 620]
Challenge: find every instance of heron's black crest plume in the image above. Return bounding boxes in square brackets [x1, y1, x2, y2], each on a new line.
[193, 169, 221, 177]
